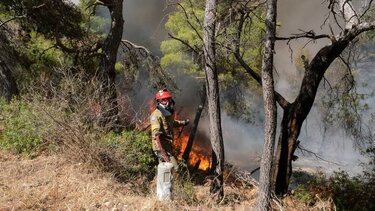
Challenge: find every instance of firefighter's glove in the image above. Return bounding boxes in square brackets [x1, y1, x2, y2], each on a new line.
[183, 119, 190, 126]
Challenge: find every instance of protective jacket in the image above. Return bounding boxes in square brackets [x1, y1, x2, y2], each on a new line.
[150, 108, 186, 153]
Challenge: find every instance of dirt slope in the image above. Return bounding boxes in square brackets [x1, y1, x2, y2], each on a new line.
[0, 150, 331, 210]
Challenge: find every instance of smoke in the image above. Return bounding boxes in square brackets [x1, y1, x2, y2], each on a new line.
[274, 0, 374, 176]
[112, 0, 374, 176]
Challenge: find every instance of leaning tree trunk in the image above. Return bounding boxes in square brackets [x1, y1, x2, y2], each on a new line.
[182, 84, 206, 162]
[255, 0, 277, 210]
[203, 0, 225, 201]
[99, 0, 124, 128]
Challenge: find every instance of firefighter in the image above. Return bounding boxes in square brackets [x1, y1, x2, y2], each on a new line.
[150, 89, 189, 170]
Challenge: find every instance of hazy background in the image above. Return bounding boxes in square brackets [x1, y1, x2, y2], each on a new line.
[70, 0, 374, 176]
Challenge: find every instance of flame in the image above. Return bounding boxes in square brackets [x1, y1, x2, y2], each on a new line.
[148, 98, 211, 171]
[173, 114, 211, 171]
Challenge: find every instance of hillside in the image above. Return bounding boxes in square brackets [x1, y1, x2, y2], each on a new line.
[0, 149, 335, 210]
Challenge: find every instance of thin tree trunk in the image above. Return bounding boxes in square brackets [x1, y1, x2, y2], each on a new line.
[255, 0, 277, 210]
[203, 0, 225, 201]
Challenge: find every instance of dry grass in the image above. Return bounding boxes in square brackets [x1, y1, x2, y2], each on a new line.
[0, 149, 258, 210]
[0, 149, 335, 211]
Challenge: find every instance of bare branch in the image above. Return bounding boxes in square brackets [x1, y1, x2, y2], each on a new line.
[297, 144, 342, 166]
[0, 15, 26, 28]
[121, 39, 150, 55]
[177, 3, 204, 41]
[360, 0, 374, 19]
[168, 33, 200, 55]
[276, 31, 332, 41]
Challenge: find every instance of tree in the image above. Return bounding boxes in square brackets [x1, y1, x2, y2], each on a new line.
[270, 0, 375, 195]
[161, 0, 266, 123]
[203, 0, 225, 201]
[255, 0, 277, 209]
[0, 0, 86, 95]
[162, 0, 374, 196]
[96, 0, 124, 127]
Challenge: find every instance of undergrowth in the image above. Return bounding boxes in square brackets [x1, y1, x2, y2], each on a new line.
[292, 170, 375, 211]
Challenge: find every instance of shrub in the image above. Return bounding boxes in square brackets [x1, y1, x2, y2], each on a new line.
[329, 171, 375, 211]
[100, 131, 157, 180]
[0, 98, 44, 155]
[291, 170, 375, 211]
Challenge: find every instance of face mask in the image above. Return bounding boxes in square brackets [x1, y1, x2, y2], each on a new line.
[158, 99, 175, 112]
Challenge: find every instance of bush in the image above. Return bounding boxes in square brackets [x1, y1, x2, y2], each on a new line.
[100, 131, 157, 180]
[0, 98, 44, 155]
[329, 171, 375, 211]
[292, 170, 375, 211]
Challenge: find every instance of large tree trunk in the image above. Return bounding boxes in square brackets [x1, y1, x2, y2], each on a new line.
[203, 0, 225, 201]
[99, 0, 124, 128]
[255, 0, 277, 210]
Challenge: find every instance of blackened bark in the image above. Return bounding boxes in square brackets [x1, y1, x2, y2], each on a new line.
[99, 0, 124, 128]
[273, 41, 350, 195]
[182, 85, 206, 162]
[203, 0, 225, 201]
[256, 0, 277, 210]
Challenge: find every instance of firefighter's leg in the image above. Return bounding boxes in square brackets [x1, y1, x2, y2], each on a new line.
[169, 155, 178, 171]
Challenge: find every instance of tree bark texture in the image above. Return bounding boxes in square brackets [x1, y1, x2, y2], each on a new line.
[203, 0, 225, 201]
[99, 0, 124, 127]
[255, 0, 277, 210]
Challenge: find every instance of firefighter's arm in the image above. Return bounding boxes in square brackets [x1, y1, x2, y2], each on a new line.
[151, 114, 162, 139]
[173, 119, 189, 127]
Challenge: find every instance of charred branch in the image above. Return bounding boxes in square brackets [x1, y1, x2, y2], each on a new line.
[182, 84, 206, 162]
[276, 31, 333, 42]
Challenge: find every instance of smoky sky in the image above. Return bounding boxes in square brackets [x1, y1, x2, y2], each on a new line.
[93, 0, 373, 176]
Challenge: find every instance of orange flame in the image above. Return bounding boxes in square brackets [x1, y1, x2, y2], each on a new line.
[173, 129, 211, 171]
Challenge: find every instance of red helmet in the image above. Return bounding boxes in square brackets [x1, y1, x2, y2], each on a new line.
[155, 89, 172, 101]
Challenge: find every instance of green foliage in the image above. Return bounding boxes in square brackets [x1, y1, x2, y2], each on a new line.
[114, 62, 124, 74]
[100, 130, 156, 177]
[292, 170, 375, 211]
[1, 0, 84, 40]
[0, 98, 43, 155]
[161, 0, 265, 120]
[328, 171, 375, 211]
[15, 31, 69, 91]
[79, 0, 110, 37]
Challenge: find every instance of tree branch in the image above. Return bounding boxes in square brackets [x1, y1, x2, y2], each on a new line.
[276, 31, 333, 41]
[177, 3, 204, 42]
[0, 15, 26, 28]
[168, 33, 200, 55]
